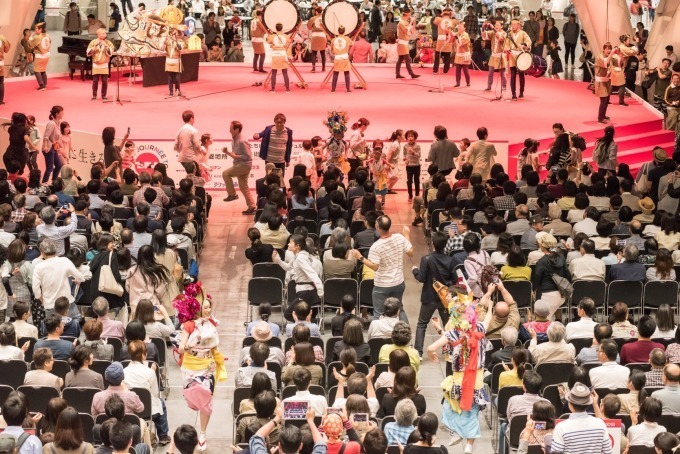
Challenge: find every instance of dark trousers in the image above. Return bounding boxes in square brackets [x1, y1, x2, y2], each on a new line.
[271, 69, 289, 90]
[0, 76, 4, 103]
[27, 151, 38, 172]
[347, 158, 360, 182]
[35, 71, 47, 88]
[284, 289, 320, 322]
[455, 64, 470, 85]
[406, 165, 421, 198]
[397, 55, 415, 76]
[332, 71, 350, 91]
[510, 66, 525, 97]
[615, 85, 626, 104]
[267, 161, 286, 178]
[253, 53, 264, 71]
[121, 0, 133, 16]
[533, 44, 544, 57]
[312, 51, 326, 70]
[92, 74, 108, 98]
[67, 31, 80, 36]
[414, 302, 450, 355]
[433, 51, 451, 73]
[598, 95, 610, 121]
[564, 42, 576, 65]
[167, 72, 180, 94]
[42, 146, 63, 183]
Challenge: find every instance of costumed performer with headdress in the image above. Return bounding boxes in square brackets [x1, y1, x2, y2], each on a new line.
[426, 278, 494, 453]
[175, 282, 227, 452]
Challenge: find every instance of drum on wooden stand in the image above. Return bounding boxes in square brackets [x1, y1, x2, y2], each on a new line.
[322, 0, 360, 37]
[262, 0, 300, 33]
[516, 51, 532, 72]
[526, 54, 548, 77]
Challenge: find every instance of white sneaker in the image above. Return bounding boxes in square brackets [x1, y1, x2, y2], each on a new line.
[464, 443, 473, 453]
[197, 431, 207, 451]
[448, 433, 462, 446]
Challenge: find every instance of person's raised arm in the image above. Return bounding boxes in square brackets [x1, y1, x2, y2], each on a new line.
[403, 226, 414, 257]
[366, 365, 376, 399]
[352, 249, 379, 271]
[481, 283, 496, 330]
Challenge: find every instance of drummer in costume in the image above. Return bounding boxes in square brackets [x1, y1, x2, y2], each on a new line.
[426, 280, 494, 454]
[0, 34, 9, 105]
[396, 9, 420, 79]
[483, 20, 506, 92]
[330, 26, 353, 92]
[594, 42, 613, 124]
[165, 27, 184, 97]
[505, 18, 532, 100]
[86, 28, 115, 101]
[251, 9, 267, 73]
[453, 22, 471, 87]
[307, 7, 327, 72]
[612, 34, 638, 106]
[267, 23, 291, 93]
[28, 22, 51, 91]
[432, 7, 455, 74]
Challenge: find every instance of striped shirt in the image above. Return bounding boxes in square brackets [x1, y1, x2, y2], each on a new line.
[267, 128, 288, 163]
[551, 413, 612, 454]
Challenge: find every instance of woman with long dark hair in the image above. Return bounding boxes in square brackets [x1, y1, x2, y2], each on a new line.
[594, 125, 617, 176]
[245, 227, 274, 265]
[291, 180, 315, 209]
[133, 298, 175, 339]
[151, 229, 180, 314]
[378, 366, 426, 417]
[126, 244, 170, 316]
[41, 106, 64, 183]
[102, 126, 128, 180]
[2, 112, 38, 172]
[403, 412, 448, 454]
[281, 342, 323, 386]
[42, 406, 95, 454]
[88, 233, 125, 322]
[546, 133, 571, 171]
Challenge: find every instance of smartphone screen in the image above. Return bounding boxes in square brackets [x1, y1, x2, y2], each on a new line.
[533, 421, 546, 430]
[352, 413, 369, 431]
[283, 401, 308, 420]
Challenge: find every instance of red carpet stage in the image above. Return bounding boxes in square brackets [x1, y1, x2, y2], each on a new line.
[1, 64, 672, 187]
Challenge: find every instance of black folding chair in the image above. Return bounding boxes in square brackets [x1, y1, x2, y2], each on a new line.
[358, 279, 374, 313]
[79, 413, 96, 443]
[568, 338, 594, 356]
[101, 337, 124, 361]
[0, 360, 28, 388]
[17, 385, 60, 413]
[63, 387, 101, 414]
[535, 362, 575, 391]
[18, 337, 37, 362]
[324, 337, 343, 364]
[594, 388, 629, 400]
[281, 384, 325, 400]
[327, 361, 369, 388]
[247, 277, 284, 324]
[373, 363, 389, 386]
[498, 280, 533, 314]
[368, 338, 392, 366]
[243, 336, 283, 349]
[491, 386, 524, 450]
[321, 278, 358, 332]
[643, 280, 679, 312]
[571, 280, 607, 321]
[252, 262, 287, 283]
[607, 280, 644, 318]
[541, 384, 563, 415]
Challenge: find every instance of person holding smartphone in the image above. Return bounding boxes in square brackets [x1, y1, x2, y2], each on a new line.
[248, 406, 326, 454]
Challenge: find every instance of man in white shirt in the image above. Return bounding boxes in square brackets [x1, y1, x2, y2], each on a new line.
[566, 298, 599, 341]
[175, 110, 201, 167]
[32, 239, 84, 315]
[367, 297, 401, 339]
[36, 205, 78, 257]
[282, 368, 327, 416]
[568, 239, 606, 281]
[352, 215, 413, 322]
[572, 207, 600, 237]
[589, 340, 630, 389]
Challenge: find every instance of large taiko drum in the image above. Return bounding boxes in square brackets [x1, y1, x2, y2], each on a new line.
[322, 0, 360, 37]
[516, 52, 532, 72]
[262, 0, 300, 33]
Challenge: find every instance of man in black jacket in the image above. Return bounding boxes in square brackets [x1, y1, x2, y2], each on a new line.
[368, 2, 382, 42]
[411, 231, 454, 356]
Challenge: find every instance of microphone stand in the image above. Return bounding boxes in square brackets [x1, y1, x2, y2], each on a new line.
[104, 55, 131, 106]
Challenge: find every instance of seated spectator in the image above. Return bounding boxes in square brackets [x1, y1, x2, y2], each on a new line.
[528, 322, 576, 366]
[654, 433, 679, 454]
[640, 238, 659, 265]
[611, 302, 639, 338]
[107, 420, 150, 454]
[367, 297, 401, 340]
[520, 215, 543, 250]
[246, 303, 281, 338]
[653, 304, 677, 339]
[589, 339, 630, 389]
[654, 213, 680, 250]
[403, 413, 448, 454]
[651, 364, 680, 413]
[245, 228, 275, 265]
[377, 365, 425, 418]
[0, 391, 43, 453]
[592, 219, 614, 251]
[645, 348, 667, 387]
[235, 389, 280, 445]
[519, 300, 551, 343]
[82, 320, 114, 361]
[333, 319, 370, 364]
[516, 400, 556, 454]
[378, 321, 421, 373]
[285, 324, 324, 365]
[490, 232, 513, 265]
[601, 237, 623, 265]
[544, 203, 572, 236]
[566, 298, 598, 341]
[11, 300, 38, 339]
[54, 296, 80, 338]
[477, 281, 520, 340]
[627, 397, 666, 447]
[40, 397, 68, 445]
[506, 204, 530, 236]
[282, 342, 323, 387]
[500, 245, 531, 281]
[239, 321, 285, 367]
[375, 348, 411, 389]
[647, 248, 676, 281]
[618, 371, 646, 415]
[132, 298, 174, 339]
[119, 321, 158, 364]
[634, 197, 656, 224]
[499, 347, 528, 389]
[248, 399, 325, 454]
[333, 371, 379, 417]
[577, 323, 615, 365]
[500, 371, 548, 454]
[320, 412, 362, 454]
[236, 342, 278, 390]
[282, 367, 327, 416]
[568, 239, 606, 281]
[35, 314, 75, 360]
[92, 296, 125, 339]
[620, 316, 665, 365]
[567, 193, 590, 224]
[42, 407, 95, 454]
[0, 322, 29, 361]
[65, 344, 105, 390]
[23, 347, 63, 390]
[572, 206, 600, 237]
[609, 245, 647, 282]
[123, 340, 171, 445]
[480, 216, 505, 251]
[330, 295, 361, 337]
[384, 399, 417, 446]
[322, 242, 356, 279]
[285, 301, 321, 338]
[550, 382, 610, 453]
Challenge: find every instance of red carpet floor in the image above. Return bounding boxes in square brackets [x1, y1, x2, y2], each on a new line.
[1, 64, 667, 170]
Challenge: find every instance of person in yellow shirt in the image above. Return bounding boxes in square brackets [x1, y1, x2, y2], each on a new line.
[498, 347, 528, 389]
[500, 245, 532, 281]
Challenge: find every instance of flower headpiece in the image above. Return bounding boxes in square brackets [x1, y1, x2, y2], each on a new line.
[172, 281, 212, 325]
[433, 280, 478, 332]
[324, 109, 349, 135]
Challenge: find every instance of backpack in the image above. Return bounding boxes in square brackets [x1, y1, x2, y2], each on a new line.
[0, 432, 31, 454]
[467, 254, 499, 294]
[592, 141, 608, 165]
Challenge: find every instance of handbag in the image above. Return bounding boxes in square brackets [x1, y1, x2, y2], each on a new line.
[98, 252, 124, 297]
[551, 273, 573, 299]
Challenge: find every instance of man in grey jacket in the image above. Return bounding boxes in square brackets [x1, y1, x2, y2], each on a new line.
[562, 14, 580, 68]
[427, 125, 460, 176]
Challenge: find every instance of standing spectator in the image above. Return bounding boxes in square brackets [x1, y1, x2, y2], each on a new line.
[562, 14, 580, 68]
[88, 233, 125, 324]
[427, 125, 460, 176]
[253, 113, 293, 177]
[175, 111, 202, 169]
[36, 205, 77, 257]
[593, 125, 618, 176]
[352, 215, 413, 321]
[63, 2, 82, 36]
[466, 127, 497, 181]
[221, 120, 256, 214]
[202, 12, 221, 45]
[524, 11, 540, 51]
[32, 239, 84, 317]
[350, 31, 373, 62]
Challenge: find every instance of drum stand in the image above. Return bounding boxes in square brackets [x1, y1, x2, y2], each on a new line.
[263, 62, 308, 89]
[320, 64, 367, 90]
